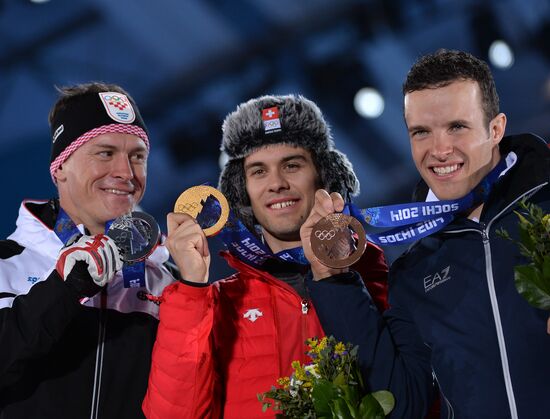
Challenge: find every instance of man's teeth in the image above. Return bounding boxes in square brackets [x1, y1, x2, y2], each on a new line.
[433, 164, 459, 175]
[270, 200, 296, 209]
[105, 189, 131, 195]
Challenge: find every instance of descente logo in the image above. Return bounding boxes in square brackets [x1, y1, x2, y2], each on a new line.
[243, 308, 263, 322]
[424, 266, 451, 292]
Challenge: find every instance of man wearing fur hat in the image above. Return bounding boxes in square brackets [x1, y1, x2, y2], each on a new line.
[0, 82, 177, 418]
[142, 95, 390, 418]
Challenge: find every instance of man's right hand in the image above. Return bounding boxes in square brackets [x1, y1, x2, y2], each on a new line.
[165, 212, 210, 284]
[56, 234, 123, 297]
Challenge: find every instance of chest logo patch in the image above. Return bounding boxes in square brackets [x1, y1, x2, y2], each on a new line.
[243, 308, 263, 322]
[424, 266, 451, 292]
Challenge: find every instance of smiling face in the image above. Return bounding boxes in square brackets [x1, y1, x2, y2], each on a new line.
[244, 144, 319, 252]
[55, 132, 148, 234]
[405, 79, 506, 201]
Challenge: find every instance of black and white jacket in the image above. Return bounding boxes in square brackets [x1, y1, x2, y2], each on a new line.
[0, 199, 176, 419]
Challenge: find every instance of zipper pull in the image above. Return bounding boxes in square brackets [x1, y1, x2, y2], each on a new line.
[480, 222, 489, 242]
[301, 299, 309, 314]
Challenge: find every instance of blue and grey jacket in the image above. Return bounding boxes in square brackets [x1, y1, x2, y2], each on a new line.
[309, 133, 550, 419]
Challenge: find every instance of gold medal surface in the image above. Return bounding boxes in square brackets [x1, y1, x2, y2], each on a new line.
[174, 185, 229, 237]
[310, 213, 366, 268]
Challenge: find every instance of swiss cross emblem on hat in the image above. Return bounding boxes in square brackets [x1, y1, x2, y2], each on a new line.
[262, 106, 281, 134]
[98, 92, 136, 124]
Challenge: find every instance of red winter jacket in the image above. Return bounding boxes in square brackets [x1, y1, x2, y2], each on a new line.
[142, 244, 388, 418]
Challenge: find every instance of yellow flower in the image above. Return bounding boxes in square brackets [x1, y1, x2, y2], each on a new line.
[317, 337, 328, 352]
[542, 214, 550, 230]
[294, 363, 308, 381]
[334, 342, 347, 355]
[277, 377, 290, 389]
[306, 337, 319, 349]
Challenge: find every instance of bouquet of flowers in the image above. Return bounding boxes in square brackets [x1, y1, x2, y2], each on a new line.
[497, 200, 550, 310]
[258, 336, 394, 418]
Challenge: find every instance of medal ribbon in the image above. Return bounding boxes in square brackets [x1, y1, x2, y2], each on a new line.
[217, 158, 508, 266]
[351, 157, 507, 245]
[217, 212, 309, 267]
[54, 210, 145, 288]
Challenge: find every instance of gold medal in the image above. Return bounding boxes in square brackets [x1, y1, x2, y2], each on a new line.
[174, 185, 229, 237]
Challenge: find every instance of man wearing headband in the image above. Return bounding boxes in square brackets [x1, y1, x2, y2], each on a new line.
[142, 94, 391, 418]
[310, 50, 550, 418]
[0, 82, 177, 418]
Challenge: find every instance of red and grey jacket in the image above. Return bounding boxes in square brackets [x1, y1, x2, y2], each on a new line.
[142, 243, 388, 419]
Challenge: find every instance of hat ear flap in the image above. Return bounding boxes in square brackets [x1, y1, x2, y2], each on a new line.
[218, 158, 257, 232]
[218, 158, 249, 209]
[316, 150, 360, 199]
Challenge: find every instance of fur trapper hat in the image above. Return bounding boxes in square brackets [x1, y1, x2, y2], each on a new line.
[218, 94, 359, 223]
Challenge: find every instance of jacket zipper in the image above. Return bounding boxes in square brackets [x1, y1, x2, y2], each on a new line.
[90, 289, 107, 419]
[432, 369, 454, 419]
[300, 299, 309, 314]
[479, 222, 518, 419]
[444, 182, 546, 419]
[300, 298, 311, 366]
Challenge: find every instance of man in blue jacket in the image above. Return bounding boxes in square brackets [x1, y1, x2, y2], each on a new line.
[309, 49, 550, 418]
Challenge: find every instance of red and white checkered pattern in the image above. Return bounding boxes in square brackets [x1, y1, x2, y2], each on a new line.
[50, 124, 149, 182]
[110, 100, 127, 110]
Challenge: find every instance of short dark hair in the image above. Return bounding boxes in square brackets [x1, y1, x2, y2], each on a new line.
[48, 82, 135, 126]
[403, 49, 499, 126]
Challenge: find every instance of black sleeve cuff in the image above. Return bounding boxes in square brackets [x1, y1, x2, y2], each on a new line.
[179, 278, 210, 288]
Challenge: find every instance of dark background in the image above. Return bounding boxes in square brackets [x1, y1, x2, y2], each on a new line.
[2, 0, 549, 277]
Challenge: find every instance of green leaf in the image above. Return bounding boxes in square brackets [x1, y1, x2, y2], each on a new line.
[330, 398, 353, 419]
[340, 383, 361, 406]
[543, 256, 550, 281]
[515, 265, 550, 310]
[358, 394, 385, 419]
[337, 384, 360, 417]
[518, 223, 536, 253]
[371, 390, 395, 415]
[312, 380, 338, 417]
[333, 372, 347, 386]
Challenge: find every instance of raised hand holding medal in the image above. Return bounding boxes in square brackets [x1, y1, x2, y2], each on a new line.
[300, 189, 365, 279]
[168, 185, 230, 283]
[173, 185, 229, 236]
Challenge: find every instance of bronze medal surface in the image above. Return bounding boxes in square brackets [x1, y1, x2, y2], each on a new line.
[310, 213, 366, 268]
[174, 185, 229, 237]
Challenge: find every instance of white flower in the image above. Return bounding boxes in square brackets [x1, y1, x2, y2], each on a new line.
[289, 376, 303, 398]
[304, 364, 320, 378]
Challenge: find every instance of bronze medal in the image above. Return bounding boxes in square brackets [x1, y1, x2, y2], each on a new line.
[310, 213, 366, 268]
[174, 185, 229, 237]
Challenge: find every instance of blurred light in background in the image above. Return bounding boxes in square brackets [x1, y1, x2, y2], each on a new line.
[354, 87, 384, 119]
[488, 40, 514, 69]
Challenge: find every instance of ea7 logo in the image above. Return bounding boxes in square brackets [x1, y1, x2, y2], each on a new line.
[424, 266, 451, 292]
[243, 308, 263, 322]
